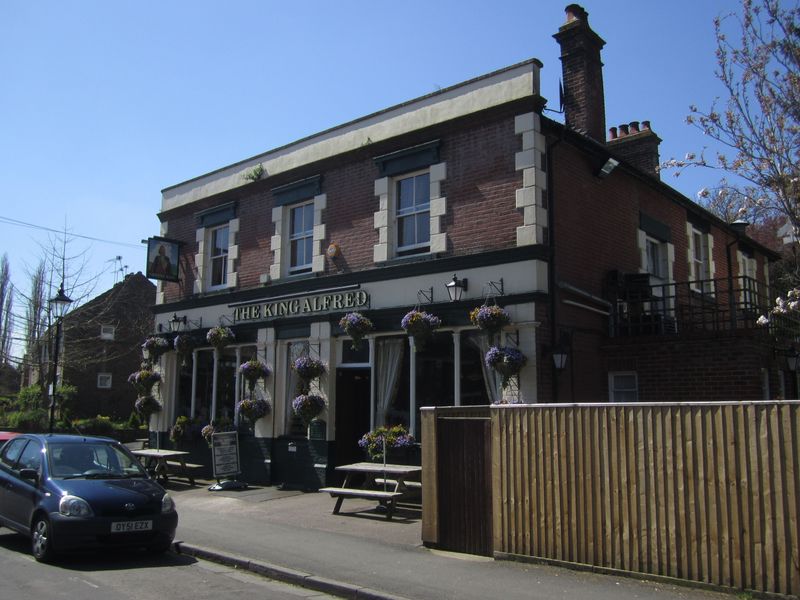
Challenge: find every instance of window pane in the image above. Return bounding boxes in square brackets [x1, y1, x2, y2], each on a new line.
[414, 173, 430, 207]
[211, 255, 226, 286]
[397, 178, 414, 211]
[213, 227, 229, 253]
[416, 213, 430, 244]
[399, 216, 415, 247]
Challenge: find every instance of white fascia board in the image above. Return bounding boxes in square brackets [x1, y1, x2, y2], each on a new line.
[161, 60, 541, 212]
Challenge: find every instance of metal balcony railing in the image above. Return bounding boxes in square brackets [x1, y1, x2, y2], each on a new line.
[611, 275, 800, 339]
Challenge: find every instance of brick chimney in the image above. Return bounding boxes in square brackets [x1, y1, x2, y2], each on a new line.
[553, 4, 607, 142]
[607, 120, 662, 178]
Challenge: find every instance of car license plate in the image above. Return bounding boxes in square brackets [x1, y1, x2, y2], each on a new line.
[110, 520, 153, 533]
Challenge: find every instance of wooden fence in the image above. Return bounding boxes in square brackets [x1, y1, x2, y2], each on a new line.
[421, 402, 800, 596]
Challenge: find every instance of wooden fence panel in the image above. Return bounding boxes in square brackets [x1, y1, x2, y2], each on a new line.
[487, 402, 800, 597]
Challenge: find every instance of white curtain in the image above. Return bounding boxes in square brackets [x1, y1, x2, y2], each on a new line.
[375, 338, 405, 426]
[468, 332, 501, 404]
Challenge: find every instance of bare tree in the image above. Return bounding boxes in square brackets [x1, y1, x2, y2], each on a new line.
[0, 254, 12, 364]
[662, 0, 800, 228]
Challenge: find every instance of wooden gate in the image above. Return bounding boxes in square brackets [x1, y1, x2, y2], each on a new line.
[436, 416, 493, 556]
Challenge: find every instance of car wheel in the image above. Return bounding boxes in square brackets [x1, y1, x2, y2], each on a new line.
[31, 516, 55, 562]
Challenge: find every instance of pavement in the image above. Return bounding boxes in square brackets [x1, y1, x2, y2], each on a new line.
[164, 478, 743, 600]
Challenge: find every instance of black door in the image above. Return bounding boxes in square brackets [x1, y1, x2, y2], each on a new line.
[334, 369, 371, 467]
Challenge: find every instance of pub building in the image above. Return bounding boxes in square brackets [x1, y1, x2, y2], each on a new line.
[146, 6, 785, 488]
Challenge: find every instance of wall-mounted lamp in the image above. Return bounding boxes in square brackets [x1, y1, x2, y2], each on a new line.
[787, 345, 799, 372]
[169, 313, 187, 333]
[417, 287, 433, 305]
[552, 346, 568, 370]
[445, 274, 468, 302]
[597, 157, 619, 179]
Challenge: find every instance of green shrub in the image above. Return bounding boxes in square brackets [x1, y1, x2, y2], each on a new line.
[16, 385, 44, 411]
[72, 415, 116, 436]
[9, 408, 48, 432]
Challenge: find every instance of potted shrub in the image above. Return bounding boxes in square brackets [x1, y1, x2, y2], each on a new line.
[339, 312, 374, 350]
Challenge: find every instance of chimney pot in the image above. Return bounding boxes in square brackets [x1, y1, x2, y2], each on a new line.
[642, 120, 651, 130]
[630, 121, 640, 133]
[565, 4, 587, 23]
[619, 124, 629, 137]
[609, 127, 618, 140]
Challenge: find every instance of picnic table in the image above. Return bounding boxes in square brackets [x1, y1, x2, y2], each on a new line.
[319, 462, 422, 520]
[131, 448, 200, 485]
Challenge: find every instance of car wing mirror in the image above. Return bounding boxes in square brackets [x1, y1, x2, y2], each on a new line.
[19, 468, 39, 484]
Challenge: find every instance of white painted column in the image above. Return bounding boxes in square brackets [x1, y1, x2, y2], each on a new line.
[233, 346, 242, 426]
[409, 336, 417, 438]
[211, 350, 219, 420]
[453, 331, 461, 406]
[190, 349, 198, 418]
[368, 336, 376, 430]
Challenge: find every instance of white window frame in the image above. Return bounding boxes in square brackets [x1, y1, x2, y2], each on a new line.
[608, 371, 638, 402]
[686, 224, 715, 295]
[99, 325, 116, 341]
[394, 169, 431, 256]
[97, 373, 113, 389]
[645, 236, 667, 280]
[207, 224, 230, 291]
[288, 200, 314, 275]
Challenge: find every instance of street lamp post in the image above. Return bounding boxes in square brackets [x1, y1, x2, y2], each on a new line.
[48, 283, 73, 434]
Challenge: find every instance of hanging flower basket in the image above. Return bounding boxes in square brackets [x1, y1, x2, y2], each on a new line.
[339, 312, 374, 350]
[292, 356, 327, 381]
[401, 309, 441, 350]
[127, 369, 162, 396]
[206, 326, 234, 351]
[201, 417, 233, 446]
[469, 305, 511, 339]
[358, 425, 415, 462]
[485, 345, 527, 389]
[169, 416, 201, 444]
[238, 397, 271, 422]
[238, 358, 271, 392]
[173, 334, 195, 360]
[292, 394, 326, 426]
[142, 336, 170, 361]
[134, 395, 162, 422]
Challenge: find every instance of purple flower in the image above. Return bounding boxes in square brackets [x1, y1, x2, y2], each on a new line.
[292, 394, 326, 425]
[292, 356, 326, 380]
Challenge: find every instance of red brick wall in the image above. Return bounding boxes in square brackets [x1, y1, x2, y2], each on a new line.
[158, 103, 528, 301]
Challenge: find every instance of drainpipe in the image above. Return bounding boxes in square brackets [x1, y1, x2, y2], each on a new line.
[547, 128, 565, 402]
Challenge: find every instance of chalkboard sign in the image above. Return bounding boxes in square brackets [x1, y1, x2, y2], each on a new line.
[211, 431, 240, 479]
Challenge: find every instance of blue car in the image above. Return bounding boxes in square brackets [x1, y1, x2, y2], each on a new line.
[0, 434, 178, 562]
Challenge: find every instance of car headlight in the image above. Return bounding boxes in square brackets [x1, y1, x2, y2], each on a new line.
[59, 495, 93, 517]
[161, 493, 175, 513]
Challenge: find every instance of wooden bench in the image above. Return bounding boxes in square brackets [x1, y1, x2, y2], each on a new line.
[374, 478, 422, 490]
[319, 487, 404, 519]
[164, 460, 203, 485]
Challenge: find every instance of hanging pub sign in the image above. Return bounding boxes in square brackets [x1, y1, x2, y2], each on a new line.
[145, 237, 181, 282]
[232, 288, 369, 323]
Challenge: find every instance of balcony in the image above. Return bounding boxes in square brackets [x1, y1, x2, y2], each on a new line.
[610, 274, 800, 339]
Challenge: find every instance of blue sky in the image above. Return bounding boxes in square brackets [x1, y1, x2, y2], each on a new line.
[1, 1, 734, 328]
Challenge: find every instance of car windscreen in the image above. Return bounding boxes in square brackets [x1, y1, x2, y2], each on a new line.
[48, 442, 148, 479]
